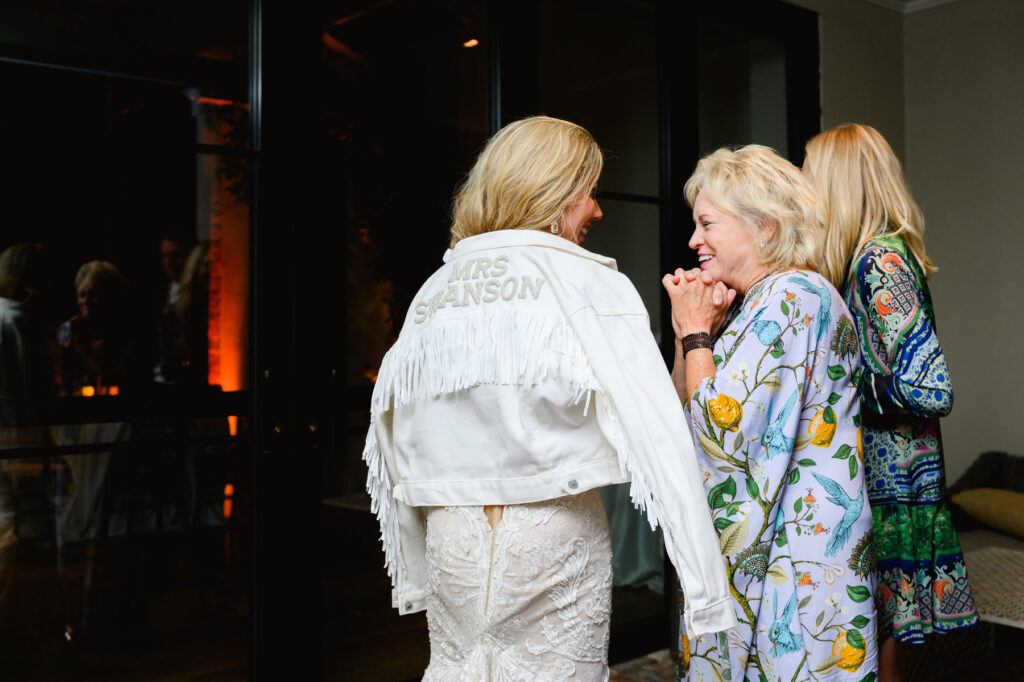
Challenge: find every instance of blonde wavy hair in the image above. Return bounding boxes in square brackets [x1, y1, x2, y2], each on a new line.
[684, 145, 823, 273]
[804, 123, 934, 289]
[449, 116, 603, 246]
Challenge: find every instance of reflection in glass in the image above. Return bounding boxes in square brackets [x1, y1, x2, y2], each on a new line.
[0, 31, 252, 679]
[197, 153, 250, 392]
[338, 0, 490, 393]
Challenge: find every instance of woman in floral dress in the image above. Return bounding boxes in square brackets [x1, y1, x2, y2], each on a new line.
[804, 124, 976, 681]
[663, 145, 878, 681]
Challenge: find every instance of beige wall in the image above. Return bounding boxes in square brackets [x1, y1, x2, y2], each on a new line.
[904, 0, 1024, 481]
[784, 0, 906, 159]
[786, 0, 1023, 481]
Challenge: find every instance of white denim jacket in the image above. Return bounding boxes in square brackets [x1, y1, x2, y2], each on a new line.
[363, 229, 737, 638]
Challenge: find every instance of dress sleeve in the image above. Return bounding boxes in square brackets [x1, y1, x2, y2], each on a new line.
[687, 280, 821, 559]
[853, 246, 953, 418]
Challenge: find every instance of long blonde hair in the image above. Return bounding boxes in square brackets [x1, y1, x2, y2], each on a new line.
[804, 123, 934, 289]
[449, 116, 603, 246]
[684, 145, 823, 273]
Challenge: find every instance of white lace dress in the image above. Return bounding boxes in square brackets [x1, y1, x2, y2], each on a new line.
[422, 489, 613, 681]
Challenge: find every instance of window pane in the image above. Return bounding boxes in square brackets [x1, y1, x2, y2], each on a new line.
[580, 199, 664, 343]
[0, 2, 250, 104]
[699, 21, 788, 155]
[539, 0, 659, 197]
[0, 15, 252, 677]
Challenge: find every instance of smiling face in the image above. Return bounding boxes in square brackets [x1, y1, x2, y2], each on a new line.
[560, 184, 603, 246]
[690, 189, 772, 293]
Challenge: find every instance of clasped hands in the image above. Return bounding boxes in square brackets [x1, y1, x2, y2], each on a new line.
[661, 268, 738, 340]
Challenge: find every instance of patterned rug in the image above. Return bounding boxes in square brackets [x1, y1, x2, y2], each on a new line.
[964, 546, 1024, 629]
[610, 648, 674, 682]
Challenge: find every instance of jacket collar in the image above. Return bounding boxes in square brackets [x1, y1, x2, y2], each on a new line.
[443, 229, 618, 270]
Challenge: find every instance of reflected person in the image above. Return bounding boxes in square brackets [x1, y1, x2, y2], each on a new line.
[0, 242, 55, 623]
[57, 261, 133, 395]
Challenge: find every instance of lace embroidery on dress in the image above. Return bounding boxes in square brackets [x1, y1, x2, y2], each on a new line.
[422, 490, 612, 681]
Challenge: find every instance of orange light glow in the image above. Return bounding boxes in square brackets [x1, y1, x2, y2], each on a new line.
[223, 483, 235, 519]
[227, 415, 239, 437]
[81, 386, 95, 397]
[463, 38, 479, 48]
[321, 32, 366, 62]
[205, 166, 250, 393]
[188, 95, 250, 109]
[108, 386, 119, 396]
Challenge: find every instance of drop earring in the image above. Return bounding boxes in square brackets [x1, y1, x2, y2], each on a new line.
[551, 222, 559, 234]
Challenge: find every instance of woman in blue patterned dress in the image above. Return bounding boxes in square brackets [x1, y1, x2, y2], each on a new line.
[663, 145, 878, 681]
[803, 123, 977, 682]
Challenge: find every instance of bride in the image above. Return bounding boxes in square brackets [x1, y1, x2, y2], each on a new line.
[362, 115, 736, 680]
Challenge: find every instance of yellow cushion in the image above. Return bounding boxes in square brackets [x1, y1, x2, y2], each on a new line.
[951, 488, 1024, 539]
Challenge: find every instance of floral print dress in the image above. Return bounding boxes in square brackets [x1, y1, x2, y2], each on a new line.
[845, 235, 977, 643]
[676, 270, 877, 682]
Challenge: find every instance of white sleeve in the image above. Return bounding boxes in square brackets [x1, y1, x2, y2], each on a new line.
[363, 412, 427, 615]
[570, 305, 737, 637]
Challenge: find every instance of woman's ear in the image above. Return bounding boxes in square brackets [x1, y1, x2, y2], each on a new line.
[757, 218, 777, 245]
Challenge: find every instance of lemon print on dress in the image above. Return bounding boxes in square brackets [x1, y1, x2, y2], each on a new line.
[808, 409, 836, 447]
[831, 631, 866, 672]
[709, 394, 742, 432]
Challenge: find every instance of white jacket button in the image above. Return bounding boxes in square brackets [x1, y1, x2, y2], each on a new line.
[567, 479, 578, 490]
[404, 601, 413, 611]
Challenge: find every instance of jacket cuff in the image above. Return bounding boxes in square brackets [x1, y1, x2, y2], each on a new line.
[392, 589, 426, 615]
[684, 595, 737, 638]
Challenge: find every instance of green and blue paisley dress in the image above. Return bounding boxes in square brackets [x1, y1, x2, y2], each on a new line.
[676, 270, 877, 682]
[845, 234, 977, 643]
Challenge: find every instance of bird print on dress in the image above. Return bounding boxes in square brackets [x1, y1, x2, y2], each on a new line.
[761, 388, 799, 459]
[750, 307, 782, 347]
[794, 278, 832, 342]
[811, 471, 865, 558]
[768, 589, 804, 657]
[678, 270, 877, 682]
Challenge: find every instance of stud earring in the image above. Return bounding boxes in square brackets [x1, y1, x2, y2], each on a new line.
[550, 222, 559, 234]
[759, 239, 766, 249]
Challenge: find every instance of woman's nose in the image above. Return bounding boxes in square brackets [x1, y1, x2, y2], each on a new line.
[688, 228, 702, 250]
[592, 200, 603, 221]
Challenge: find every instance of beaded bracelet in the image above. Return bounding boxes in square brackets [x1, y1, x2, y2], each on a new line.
[681, 331, 714, 356]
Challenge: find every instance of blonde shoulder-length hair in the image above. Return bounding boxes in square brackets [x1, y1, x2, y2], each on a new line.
[804, 123, 934, 289]
[449, 116, 603, 246]
[684, 145, 823, 274]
